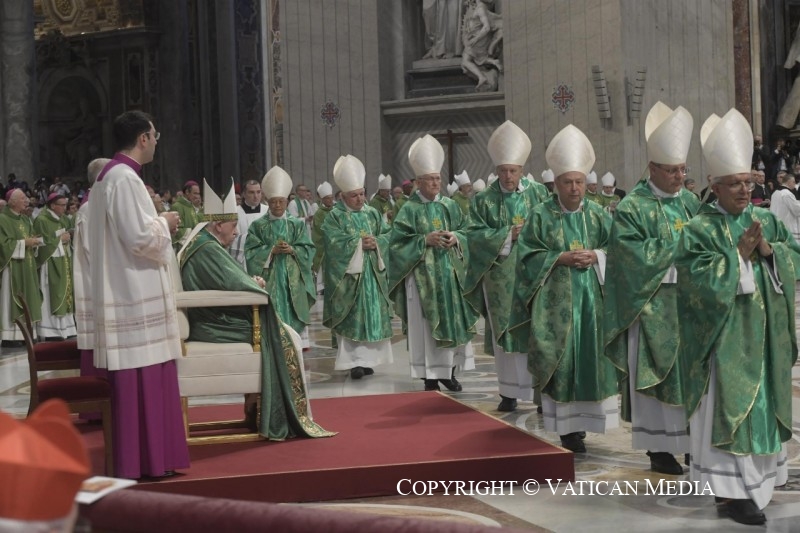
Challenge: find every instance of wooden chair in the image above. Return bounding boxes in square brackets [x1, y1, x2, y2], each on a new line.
[16, 317, 114, 476]
[17, 295, 79, 355]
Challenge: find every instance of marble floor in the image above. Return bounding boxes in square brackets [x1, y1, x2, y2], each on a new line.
[2, 301, 800, 532]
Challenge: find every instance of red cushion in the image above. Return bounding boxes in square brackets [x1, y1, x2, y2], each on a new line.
[38, 376, 111, 402]
[35, 340, 81, 364]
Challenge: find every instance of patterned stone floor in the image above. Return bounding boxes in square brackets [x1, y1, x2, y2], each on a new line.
[2, 300, 799, 531]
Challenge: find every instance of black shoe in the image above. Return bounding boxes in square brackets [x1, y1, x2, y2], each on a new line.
[1, 340, 24, 348]
[424, 379, 441, 391]
[560, 432, 587, 453]
[350, 367, 365, 379]
[363, 367, 374, 376]
[536, 405, 543, 414]
[497, 396, 517, 412]
[646, 451, 684, 475]
[716, 498, 766, 525]
[439, 377, 462, 392]
[577, 431, 586, 440]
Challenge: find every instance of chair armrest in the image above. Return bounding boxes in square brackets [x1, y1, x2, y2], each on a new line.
[176, 290, 269, 308]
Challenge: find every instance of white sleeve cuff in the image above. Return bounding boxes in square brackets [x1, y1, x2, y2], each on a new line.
[661, 264, 678, 284]
[737, 253, 756, 295]
[499, 231, 513, 257]
[592, 249, 607, 286]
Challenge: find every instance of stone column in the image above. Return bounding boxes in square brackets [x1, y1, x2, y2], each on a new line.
[0, 0, 36, 182]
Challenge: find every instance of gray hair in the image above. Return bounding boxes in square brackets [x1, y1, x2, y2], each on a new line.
[87, 158, 111, 185]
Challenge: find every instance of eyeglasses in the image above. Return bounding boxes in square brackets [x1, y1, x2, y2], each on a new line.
[145, 131, 161, 141]
[654, 164, 689, 177]
[721, 179, 755, 192]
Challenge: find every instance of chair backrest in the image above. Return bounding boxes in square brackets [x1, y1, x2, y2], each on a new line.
[15, 318, 41, 409]
[16, 293, 36, 342]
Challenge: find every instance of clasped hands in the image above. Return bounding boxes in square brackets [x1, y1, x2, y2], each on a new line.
[361, 235, 378, 250]
[426, 231, 457, 249]
[737, 221, 772, 259]
[272, 241, 294, 255]
[557, 250, 597, 269]
[159, 211, 180, 235]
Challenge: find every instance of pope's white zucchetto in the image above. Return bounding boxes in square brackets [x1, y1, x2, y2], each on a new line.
[317, 181, 333, 198]
[408, 135, 444, 177]
[645, 101, 694, 165]
[262, 166, 293, 199]
[701, 108, 753, 179]
[487, 120, 531, 167]
[333, 155, 366, 193]
[546, 125, 595, 178]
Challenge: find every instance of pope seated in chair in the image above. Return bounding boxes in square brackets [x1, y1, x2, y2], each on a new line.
[177, 178, 334, 441]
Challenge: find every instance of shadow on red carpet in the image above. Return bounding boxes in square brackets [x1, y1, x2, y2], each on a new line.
[81, 392, 573, 502]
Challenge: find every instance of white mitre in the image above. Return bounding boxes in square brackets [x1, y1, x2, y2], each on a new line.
[333, 155, 366, 193]
[586, 171, 597, 184]
[378, 173, 392, 190]
[645, 101, 694, 165]
[408, 135, 444, 177]
[701, 108, 753, 179]
[473, 178, 486, 192]
[487, 173, 498, 185]
[317, 181, 333, 198]
[203, 178, 237, 221]
[541, 169, 555, 184]
[261, 166, 293, 199]
[446, 182, 458, 196]
[601, 172, 616, 187]
[454, 170, 470, 187]
[545, 125, 596, 178]
[488, 120, 531, 166]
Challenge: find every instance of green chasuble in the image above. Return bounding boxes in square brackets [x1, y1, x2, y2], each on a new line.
[0, 207, 42, 324]
[368, 194, 393, 221]
[245, 214, 315, 334]
[507, 198, 617, 402]
[311, 204, 333, 273]
[676, 204, 798, 454]
[603, 179, 701, 420]
[585, 190, 602, 205]
[596, 194, 621, 209]
[451, 191, 471, 217]
[171, 195, 203, 247]
[32, 210, 73, 316]
[392, 195, 408, 221]
[388, 192, 478, 348]
[180, 229, 334, 440]
[465, 178, 549, 354]
[322, 203, 393, 341]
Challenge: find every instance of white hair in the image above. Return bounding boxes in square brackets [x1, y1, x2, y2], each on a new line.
[86, 158, 111, 185]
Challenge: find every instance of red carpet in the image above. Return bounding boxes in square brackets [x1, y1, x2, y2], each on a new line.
[84, 392, 573, 503]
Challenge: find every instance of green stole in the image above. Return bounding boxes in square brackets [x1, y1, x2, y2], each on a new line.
[0, 207, 42, 323]
[33, 210, 73, 316]
[180, 229, 334, 440]
[322, 203, 393, 342]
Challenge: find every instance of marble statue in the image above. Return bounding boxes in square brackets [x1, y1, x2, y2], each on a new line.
[460, 0, 503, 92]
[421, 0, 464, 60]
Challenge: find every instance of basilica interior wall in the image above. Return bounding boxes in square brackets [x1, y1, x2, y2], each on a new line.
[280, 0, 383, 193]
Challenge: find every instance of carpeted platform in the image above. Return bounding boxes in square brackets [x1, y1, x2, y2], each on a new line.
[87, 392, 573, 503]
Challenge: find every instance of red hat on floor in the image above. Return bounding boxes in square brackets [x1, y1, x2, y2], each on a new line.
[0, 400, 90, 520]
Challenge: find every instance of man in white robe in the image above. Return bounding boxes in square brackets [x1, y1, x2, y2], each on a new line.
[87, 110, 189, 479]
[229, 179, 268, 267]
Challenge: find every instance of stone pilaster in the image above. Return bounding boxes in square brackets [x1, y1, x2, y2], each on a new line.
[0, 0, 36, 182]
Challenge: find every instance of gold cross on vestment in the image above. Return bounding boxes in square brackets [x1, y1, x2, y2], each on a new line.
[512, 214, 524, 225]
[569, 240, 584, 251]
[673, 219, 686, 232]
[360, 230, 368, 237]
[431, 218, 443, 230]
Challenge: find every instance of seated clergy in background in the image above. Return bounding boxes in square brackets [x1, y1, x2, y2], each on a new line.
[388, 135, 478, 392]
[33, 192, 76, 339]
[178, 179, 334, 440]
[677, 109, 800, 526]
[322, 155, 394, 380]
[171, 180, 203, 250]
[465, 120, 549, 412]
[245, 166, 316, 349]
[506, 125, 618, 453]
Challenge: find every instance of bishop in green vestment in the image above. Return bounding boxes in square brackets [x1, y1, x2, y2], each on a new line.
[603, 102, 697, 475]
[368, 190, 393, 222]
[0, 190, 43, 342]
[171, 181, 204, 249]
[311, 183, 335, 274]
[676, 109, 798, 524]
[388, 135, 477, 391]
[179, 188, 333, 440]
[32, 194, 76, 339]
[465, 120, 549, 411]
[323, 156, 394, 379]
[507, 125, 618, 452]
[245, 166, 316, 348]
